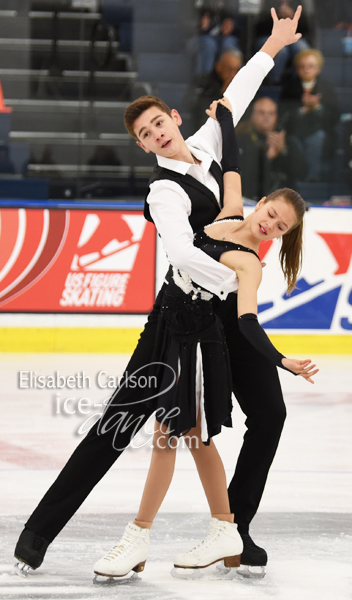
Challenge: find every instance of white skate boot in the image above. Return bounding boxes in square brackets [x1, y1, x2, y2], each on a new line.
[93, 522, 150, 583]
[172, 517, 243, 579]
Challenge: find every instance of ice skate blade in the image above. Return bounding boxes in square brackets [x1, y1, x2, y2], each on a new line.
[236, 565, 266, 579]
[93, 572, 140, 585]
[216, 562, 266, 580]
[212, 565, 238, 580]
[171, 567, 203, 580]
[14, 561, 32, 577]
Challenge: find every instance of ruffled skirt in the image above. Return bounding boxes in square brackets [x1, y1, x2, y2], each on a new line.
[150, 281, 233, 445]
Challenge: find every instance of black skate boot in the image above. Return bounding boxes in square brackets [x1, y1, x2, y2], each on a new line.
[237, 532, 267, 579]
[14, 528, 50, 575]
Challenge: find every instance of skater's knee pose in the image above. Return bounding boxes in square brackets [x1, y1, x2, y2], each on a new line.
[92, 98, 318, 580]
[15, 7, 305, 578]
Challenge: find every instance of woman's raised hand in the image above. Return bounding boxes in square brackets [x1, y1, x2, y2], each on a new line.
[281, 358, 319, 383]
[206, 97, 233, 120]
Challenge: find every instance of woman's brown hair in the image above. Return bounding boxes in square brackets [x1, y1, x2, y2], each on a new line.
[264, 188, 306, 294]
[124, 95, 172, 140]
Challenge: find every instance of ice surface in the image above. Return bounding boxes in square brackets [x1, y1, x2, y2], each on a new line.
[1, 353, 352, 599]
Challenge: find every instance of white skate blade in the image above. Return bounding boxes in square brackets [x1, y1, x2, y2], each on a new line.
[14, 561, 32, 577]
[236, 565, 266, 579]
[216, 561, 266, 580]
[171, 566, 203, 580]
[93, 572, 140, 585]
[213, 564, 239, 580]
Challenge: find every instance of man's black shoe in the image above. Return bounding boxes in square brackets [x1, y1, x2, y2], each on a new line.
[240, 532, 268, 566]
[14, 528, 50, 570]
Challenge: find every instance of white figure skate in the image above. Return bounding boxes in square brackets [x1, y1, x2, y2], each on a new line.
[171, 517, 243, 580]
[93, 522, 150, 584]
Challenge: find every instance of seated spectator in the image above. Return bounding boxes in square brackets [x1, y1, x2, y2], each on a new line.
[191, 49, 243, 129]
[188, 5, 241, 75]
[236, 97, 307, 200]
[254, 0, 312, 84]
[280, 49, 340, 181]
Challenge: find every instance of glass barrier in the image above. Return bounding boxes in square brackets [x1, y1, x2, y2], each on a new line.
[0, 0, 351, 205]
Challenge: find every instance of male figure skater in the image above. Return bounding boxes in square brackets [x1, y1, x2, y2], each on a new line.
[14, 7, 302, 578]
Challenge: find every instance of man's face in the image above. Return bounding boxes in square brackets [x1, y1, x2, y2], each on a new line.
[296, 54, 321, 82]
[215, 53, 242, 86]
[220, 18, 235, 37]
[133, 106, 184, 158]
[250, 99, 278, 134]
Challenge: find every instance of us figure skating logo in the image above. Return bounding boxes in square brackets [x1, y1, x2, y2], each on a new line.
[0, 208, 155, 312]
[256, 207, 352, 332]
[60, 212, 148, 309]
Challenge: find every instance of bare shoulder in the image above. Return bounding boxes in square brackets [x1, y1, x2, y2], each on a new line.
[233, 250, 261, 273]
[220, 250, 262, 284]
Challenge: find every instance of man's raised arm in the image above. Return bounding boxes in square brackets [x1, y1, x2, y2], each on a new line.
[188, 6, 303, 160]
[225, 5, 302, 123]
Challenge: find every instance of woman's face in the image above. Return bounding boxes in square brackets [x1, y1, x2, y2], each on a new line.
[252, 197, 298, 241]
[296, 54, 321, 82]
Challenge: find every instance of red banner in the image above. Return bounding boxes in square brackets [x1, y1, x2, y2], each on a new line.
[0, 209, 156, 313]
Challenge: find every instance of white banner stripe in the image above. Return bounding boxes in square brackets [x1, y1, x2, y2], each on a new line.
[0, 210, 49, 298]
[0, 209, 26, 284]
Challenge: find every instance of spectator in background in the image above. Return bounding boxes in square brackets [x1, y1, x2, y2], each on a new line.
[254, 0, 312, 84]
[188, 5, 241, 76]
[280, 49, 340, 181]
[191, 49, 243, 129]
[236, 97, 306, 200]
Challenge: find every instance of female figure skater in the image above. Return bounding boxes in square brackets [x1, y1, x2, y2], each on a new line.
[93, 99, 318, 581]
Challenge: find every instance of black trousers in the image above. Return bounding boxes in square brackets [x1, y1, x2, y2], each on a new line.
[26, 284, 286, 540]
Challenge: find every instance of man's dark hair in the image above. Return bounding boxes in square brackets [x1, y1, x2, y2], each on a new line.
[124, 95, 172, 140]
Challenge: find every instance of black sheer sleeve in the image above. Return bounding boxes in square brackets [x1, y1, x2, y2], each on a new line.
[216, 102, 241, 175]
[238, 313, 297, 375]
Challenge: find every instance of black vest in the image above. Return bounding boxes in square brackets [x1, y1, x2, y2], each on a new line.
[144, 160, 224, 233]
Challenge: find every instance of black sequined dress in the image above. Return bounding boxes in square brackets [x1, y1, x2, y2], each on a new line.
[152, 216, 260, 445]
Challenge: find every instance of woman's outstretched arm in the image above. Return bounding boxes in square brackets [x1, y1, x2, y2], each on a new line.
[222, 251, 318, 383]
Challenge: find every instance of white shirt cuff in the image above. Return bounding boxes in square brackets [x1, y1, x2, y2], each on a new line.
[213, 270, 239, 300]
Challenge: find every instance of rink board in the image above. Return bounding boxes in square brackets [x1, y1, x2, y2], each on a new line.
[0, 205, 351, 352]
[0, 208, 156, 313]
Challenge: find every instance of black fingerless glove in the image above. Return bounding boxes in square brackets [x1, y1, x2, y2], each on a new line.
[238, 313, 297, 375]
[216, 102, 241, 175]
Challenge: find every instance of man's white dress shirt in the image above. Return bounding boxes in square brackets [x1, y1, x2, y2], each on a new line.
[147, 52, 274, 300]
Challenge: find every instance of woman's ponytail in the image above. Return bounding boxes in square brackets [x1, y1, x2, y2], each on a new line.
[280, 219, 303, 294]
[264, 188, 306, 294]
